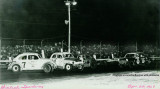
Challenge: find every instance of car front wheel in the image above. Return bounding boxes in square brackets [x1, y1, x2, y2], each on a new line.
[12, 65, 20, 73]
[65, 64, 72, 71]
[43, 64, 52, 73]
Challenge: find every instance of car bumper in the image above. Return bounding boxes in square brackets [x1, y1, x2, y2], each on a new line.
[73, 63, 83, 69]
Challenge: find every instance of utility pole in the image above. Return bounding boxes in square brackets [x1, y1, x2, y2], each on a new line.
[0, 21, 1, 59]
[0, 35, 1, 60]
[100, 41, 102, 58]
[41, 39, 44, 47]
[62, 40, 64, 52]
[23, 39, 26, 52]
[136, 41, 137, 52]
[80, 40, 83, 53]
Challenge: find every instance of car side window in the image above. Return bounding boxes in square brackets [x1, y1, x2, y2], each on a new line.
[28, 55, 32, 60]
[19, 56, 27, 60]
[33, 55, 39, 60]
[52, 55, 57, 58]
[28, 55, 39, 60]
[57, 55, 62, 59]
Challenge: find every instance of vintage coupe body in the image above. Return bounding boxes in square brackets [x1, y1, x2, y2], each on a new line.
[118, 52, 151, 68]
[8, 53, 55, 73]
[50, 52, 83, 71]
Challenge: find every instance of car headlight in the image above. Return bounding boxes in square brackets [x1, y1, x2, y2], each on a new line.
[126, 59, 128, 61]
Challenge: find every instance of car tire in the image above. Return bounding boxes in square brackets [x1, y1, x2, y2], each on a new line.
[91, 62, 97, 69]
[43, 64, 52, 73]
[118, 64, 124, 68]
[79, 65, 84, 71]
[65, 64, 72, 71]
[90, 59, 97, 69]
[127, 62, 134, 69]
[12, 65, 20, 73]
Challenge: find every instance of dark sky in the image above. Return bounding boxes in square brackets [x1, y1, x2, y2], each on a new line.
[0, 0, 159, 42]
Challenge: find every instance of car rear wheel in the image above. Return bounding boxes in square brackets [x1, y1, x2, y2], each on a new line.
[90, 59, 97, 69]
[79, 65, 84, 71]
[65, 64, 72, 71]
[43, 64, 52, 73]
[12, 65, 20, 73]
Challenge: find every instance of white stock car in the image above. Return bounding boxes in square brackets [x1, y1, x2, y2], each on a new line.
[8, 53, 56, 73]
[50, 52, 83, 71]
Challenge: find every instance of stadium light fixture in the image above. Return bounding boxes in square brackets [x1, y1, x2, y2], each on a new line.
[72, 1, 77, 5]
[64, 0, 77, 53]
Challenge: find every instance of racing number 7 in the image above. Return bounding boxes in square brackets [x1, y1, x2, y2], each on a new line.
[22, 62, 26, 68]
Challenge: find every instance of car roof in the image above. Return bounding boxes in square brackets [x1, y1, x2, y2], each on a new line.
[126, 52, 143, 54]
[20, 52, 39, 55]
[14, 52, 39, 59]
[53, 52, 71, 55]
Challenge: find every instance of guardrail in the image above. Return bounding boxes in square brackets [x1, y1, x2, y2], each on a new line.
[0, 60, 12, 68]
[0, 60, 12, 63]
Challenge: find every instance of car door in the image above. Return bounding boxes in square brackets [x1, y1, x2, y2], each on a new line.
[18, 55, 29, 70]
[28, 55, 40, 70]
[140, 54, 145, 63]
[56, 54, 64, 67]
[51, 54, 57, 62]
[19, 55, 33, 70]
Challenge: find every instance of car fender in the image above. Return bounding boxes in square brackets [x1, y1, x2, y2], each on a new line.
[8, 62, 23, 71]
[42, 62, 56, 71]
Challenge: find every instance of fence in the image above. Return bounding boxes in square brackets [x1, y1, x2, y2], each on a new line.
[0, 38, 160, 60]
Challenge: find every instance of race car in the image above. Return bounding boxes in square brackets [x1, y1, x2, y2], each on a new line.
[78, 54, 119, 70]
[50, 52, 83, 71]
[118, 52, 151, 68]
[8, 53, 56, 73]
[77, 54, 97, 69]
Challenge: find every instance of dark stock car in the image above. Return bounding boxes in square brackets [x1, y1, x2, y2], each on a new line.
[118, 52, 151, 68]
[78, 55, 97, 69]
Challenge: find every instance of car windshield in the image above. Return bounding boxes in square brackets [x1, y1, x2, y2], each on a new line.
[125, 54, 135, 58]
[64, 54, 74, 58]
[38, 55, 42, 58]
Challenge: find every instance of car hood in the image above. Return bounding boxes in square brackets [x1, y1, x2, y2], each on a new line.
[64, 58, 81, 62]
[40, 58, 51, 60]
[120, 57, 135, 60]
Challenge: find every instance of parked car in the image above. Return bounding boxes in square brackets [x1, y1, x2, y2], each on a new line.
[8, 53, 55, 73]
[50, 52, 83, 71]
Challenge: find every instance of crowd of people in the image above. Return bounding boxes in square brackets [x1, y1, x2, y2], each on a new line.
[0, 43, 159, 60]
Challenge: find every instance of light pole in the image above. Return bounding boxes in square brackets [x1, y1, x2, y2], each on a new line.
[136, 41, 137, 52]
[65, 0, 77, 53]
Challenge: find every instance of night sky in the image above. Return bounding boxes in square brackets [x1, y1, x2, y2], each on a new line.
[0, 0, 159, 42]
